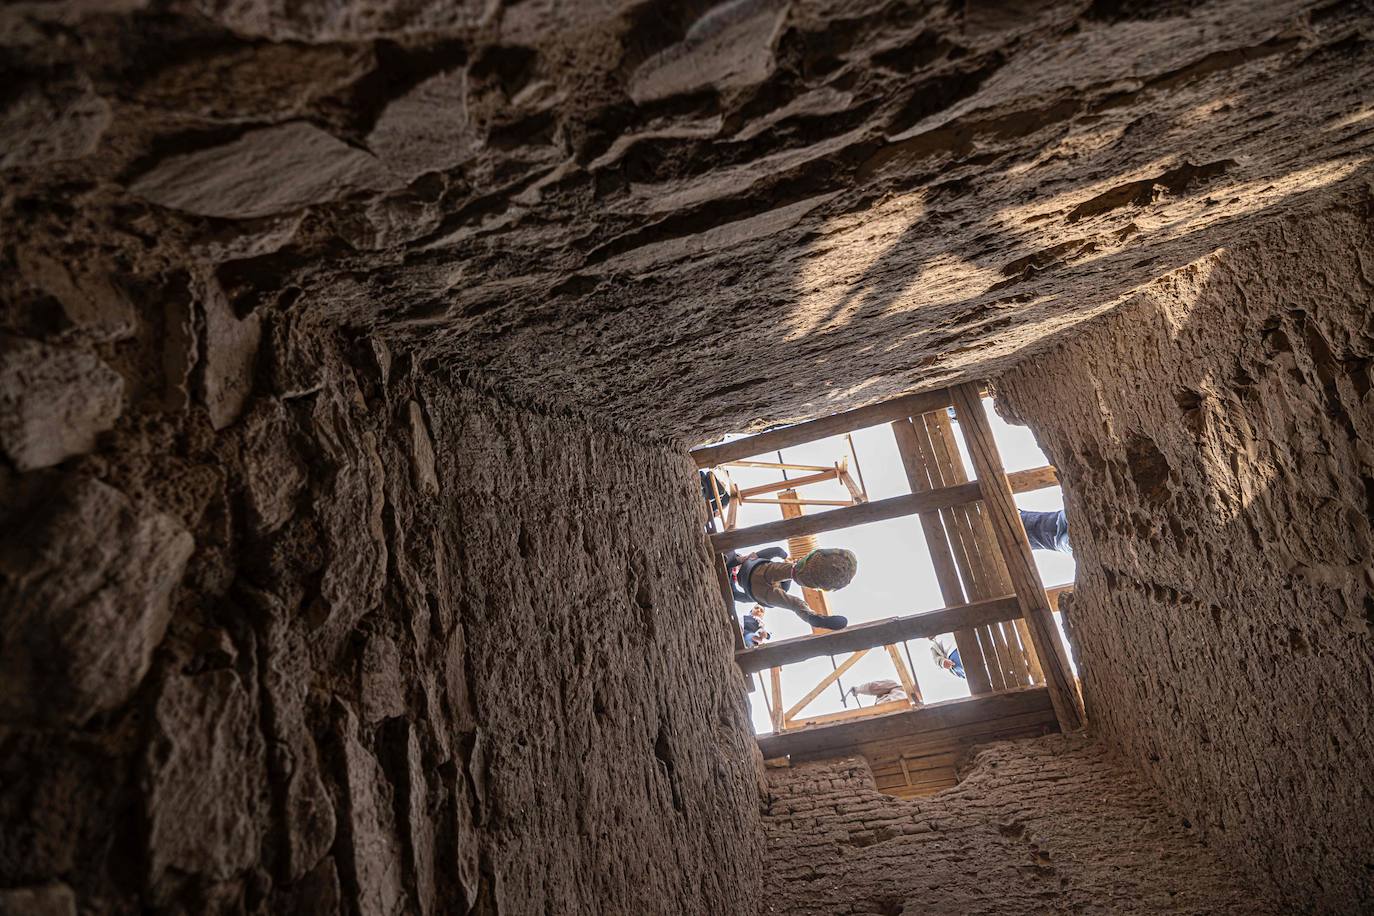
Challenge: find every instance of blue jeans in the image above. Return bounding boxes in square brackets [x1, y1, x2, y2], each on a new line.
[1020, 509, 1071, 554]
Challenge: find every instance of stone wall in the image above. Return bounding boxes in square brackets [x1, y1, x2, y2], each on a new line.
[997, 198, 1374, 912]
[0, 300, 761, 914]
[760, 735, 1269, 915]
[3, 0, 1372, 440]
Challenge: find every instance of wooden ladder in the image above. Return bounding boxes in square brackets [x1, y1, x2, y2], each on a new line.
[696, 381, 1083, 734]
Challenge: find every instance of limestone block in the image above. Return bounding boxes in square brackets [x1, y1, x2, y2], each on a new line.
[340, 711, 406, 916]
[403, 726, 436, 916]
[359, 632, 406, 723]
[128, 122, 396, 219]
[0, 73, 109, 168]
[239, 398, 306, 536]
[628, 0, 788, 105]
[252, 593, 337, 881]
[15, 249, 137, 342]
[199, 278, 261, 430]
[0, 335, 123, 471]
[0, 474, 193, 724]
[275, 856, 341, 914]
[407, 400, 439, 496]
[145, 669, 268, 885]
[0, 883, 76, 916]
[310, 391, 387, 645]
[366, 69, 474, 180]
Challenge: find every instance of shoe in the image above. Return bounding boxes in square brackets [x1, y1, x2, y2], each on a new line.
[813, 615, 848, 630]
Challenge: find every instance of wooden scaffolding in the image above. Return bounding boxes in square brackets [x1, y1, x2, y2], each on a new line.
[696, 381, 1082, 797]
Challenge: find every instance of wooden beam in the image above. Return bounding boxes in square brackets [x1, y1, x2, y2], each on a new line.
[890, 419, 966, 609]
[711, 481, 982, 553]
[770, 667, 785, 732]
[1008, 465, 1059, 494]
[788, 698, 909, 728]
[691, 388, 954, 468]
[735, 595, 1022, 674]
[783, 650, 869, 723]
[714, 554, 755, 692]
[757, 686, 1054, 759]
[885, 644, 922, 705]
[915, 412, 998, 695]
[949, 383, 1084, 732]
[740, 497, 855, 507]
[736, 468, 840, 499]
[715, 555, 745, 651]
[723, 459, 832, 472]
[1046, 583, 1073, 610]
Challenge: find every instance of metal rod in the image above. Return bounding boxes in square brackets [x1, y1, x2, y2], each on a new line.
[831, 654, 849, 708]
[847, 432, 870, 501]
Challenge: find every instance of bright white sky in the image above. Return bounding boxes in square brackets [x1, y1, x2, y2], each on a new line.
[715, 398, 1076, 735]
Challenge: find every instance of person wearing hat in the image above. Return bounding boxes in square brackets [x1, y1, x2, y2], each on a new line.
[724, 546, 857, 631]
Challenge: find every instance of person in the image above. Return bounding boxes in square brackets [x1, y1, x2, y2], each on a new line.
[929, 636, 965, 679]
[741, 605, 770, 648]
[1019, 507, 1071, 554]
[725, 547, 788, 604]
[724, 547, 856, 630]
[700, 470, 731, 532]
[848, 679, 908, 704]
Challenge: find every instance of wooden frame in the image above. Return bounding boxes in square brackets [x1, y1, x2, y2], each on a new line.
[757, 687, 1053, 759]
[691, 389, 953, 468]
[711, 481, 982, 553]
[736, 595, 1022, 674]
[708, 381, 1082, 742]
[949, 383, 1083, 732]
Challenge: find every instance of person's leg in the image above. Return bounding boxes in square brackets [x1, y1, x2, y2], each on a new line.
[1020, 509, 1072, 554]
[1052, 508, 1072, 553]
[750, 562, 847, 629]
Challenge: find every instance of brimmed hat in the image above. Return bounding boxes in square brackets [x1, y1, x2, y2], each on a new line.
[792, 548, 858, 590]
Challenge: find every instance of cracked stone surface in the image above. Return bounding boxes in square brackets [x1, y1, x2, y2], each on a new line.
[0, 317, 760, 912]
[2, 0, 1373, 912]
[997, 202, 1374, 914]
[2, 0, 1371, 440]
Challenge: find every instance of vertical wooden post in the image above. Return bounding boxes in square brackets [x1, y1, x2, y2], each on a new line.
[770, 666, 785, 732]
[949, 383, 1084, 732]
[884, 644, 922, 705]
[922, 411, 1013, 692]
[890, 417, 995, 696]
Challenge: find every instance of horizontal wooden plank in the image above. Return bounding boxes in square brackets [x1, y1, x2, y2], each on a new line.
[756, 686, 1054, 760]
[1006, 465, 1059, 494]
[737, 468, 838, 499]
[712, 481, 982, 553]
[1046, 583, 1073, 610]
[736, 595, 1022, 674]
[691, 388, 954, 468]
[854, 709, 1062, 759]
[787, 699, 909, 729]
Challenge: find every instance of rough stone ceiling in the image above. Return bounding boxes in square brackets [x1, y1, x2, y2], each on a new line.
[4, 0, 1373, 439]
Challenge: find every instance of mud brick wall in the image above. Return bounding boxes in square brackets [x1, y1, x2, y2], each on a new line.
[0, 311, 761, 914]
[998, 199, 1374, 913]
[760, 735, 1268, 915]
